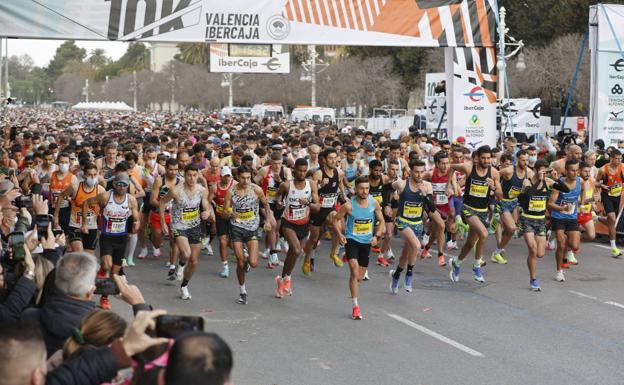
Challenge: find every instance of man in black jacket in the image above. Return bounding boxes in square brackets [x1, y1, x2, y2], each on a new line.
[0, 250, 36, 323]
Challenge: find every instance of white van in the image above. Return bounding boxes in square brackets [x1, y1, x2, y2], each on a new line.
[251, 103, 285, 120]
[220, 106, 252, 118]
[290, 107, 335, 123]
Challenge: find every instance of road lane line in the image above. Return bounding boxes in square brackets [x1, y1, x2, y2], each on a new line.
[604, 301, 624, 309]
[386, 313, 484, 357]
[568, 290, 599, 301]
[590, 244, 613, 250]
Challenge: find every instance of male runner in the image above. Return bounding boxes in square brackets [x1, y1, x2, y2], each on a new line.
[548, 159, 585, 282]
[151, 158, 181, 276]
[82, 173, 139, 309]
[379, 160, 400, 263]
[138, 147, 164, 259]
[224, 165, 273, 305]
[275, 158, 319, 298]
[491, 149, 532, 264]
[209, 166, 236, 278]
[367, 160, 391, 267]
[389, 160, 441, 293]
[160, 164, 213, 300]
[576, 161, 597, 258]
[448, 146, 502, 283]
[51, 152, 78, 237]
[341, 146, 361, 197]
[334, 176, 384, 320]
[595, 149, 623, 257]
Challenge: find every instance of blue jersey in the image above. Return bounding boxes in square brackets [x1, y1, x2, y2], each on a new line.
[346, 196, 376, 244]
[551, 177, 581, 220]
[345, 161, 358, 184]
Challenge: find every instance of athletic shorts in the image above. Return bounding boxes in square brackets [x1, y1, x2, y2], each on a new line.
[345, 238, 371, 268]
[149, 211, 171, 232]
[280, 220, 310, 240]
[269, 202, 285, 221]
[519, 216, 547, 236]
[395, 217, 424, 237]
[452, 196, 463, 215]
[310, 208, 333, 227]
[601, 193, 621, 215]
[229, 225, 258, 243]
[461, 205, 490, 228]
[551, 218, 579, 232]
[577, 212, 593, 226]
[436, 206, 449, 220]
[141, 192, 152, 214]
[497, 199, 519, 213]
[99, 234, 128, 266]
[216, 217, 231, 237]
[68, 227, 99, 250]
[56, 207, 71, 235]
[172, 225, 201, 244]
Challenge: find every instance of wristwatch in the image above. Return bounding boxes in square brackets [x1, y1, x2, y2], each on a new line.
[24, 270, 35, 280]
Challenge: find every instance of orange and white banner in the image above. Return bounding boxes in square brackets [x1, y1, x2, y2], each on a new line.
[0, 0, 496, 47]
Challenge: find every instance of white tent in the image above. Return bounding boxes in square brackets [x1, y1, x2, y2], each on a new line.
[71, 101, 134, 111]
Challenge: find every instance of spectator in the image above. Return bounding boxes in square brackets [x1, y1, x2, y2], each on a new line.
[0, 242, 36, 323]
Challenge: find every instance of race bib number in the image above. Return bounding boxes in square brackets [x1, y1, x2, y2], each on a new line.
[469, 181, 488, 198]
[562, 200, 576, 215]
[182, 208, 199, 222]
[267, 187, 278, 199]
[372, 194, 383, 205]
[320, 195, 337, 208]
[353, 219, 373, 235]
[580, 203, 592, 214]
[608, 183, 622, 197]
[237, 210, 255, 221]
[434, 193, 448, 205]
[403, 202, 423, 219]
[289, 206, 307, 221]
[107, 218, 127, 234]
[528, 199, 546, 212]
[509, 186, 522, 199]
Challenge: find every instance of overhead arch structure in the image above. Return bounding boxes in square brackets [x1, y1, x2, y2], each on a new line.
[0, 0, 498, 147]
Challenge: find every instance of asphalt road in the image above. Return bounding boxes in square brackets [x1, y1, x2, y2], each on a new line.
[110, 233, 624, 385]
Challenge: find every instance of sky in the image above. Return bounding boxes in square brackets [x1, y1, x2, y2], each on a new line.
[2, 38, 130, 67]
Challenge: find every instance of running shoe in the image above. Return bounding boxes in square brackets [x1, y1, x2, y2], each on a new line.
[283, 277, 292, 296]
[352, 305, 362, 320]
[126, 255, 135, 267]
[268, 253, 280, 268]
[612, 247, 622, 258]
[282, 240, 289, 253]
[438, 254, 446, 267]
[237, 293, 248, 305]
[376, 255, 390, 267]
[167, 267, 176, 281]
[405, 275, 413, 293]
[330, 254, 344, 267]
[561, 260, 570, 269]
[244, 261, 251, 273]
[180, 286, 191, 300]
[449, 257, 461, 283]
[363, 270, 370, 281]
[477, 257, 487, 267]
[219, 264, 229, 278]
[324, 230, 332, 240]
[97, 267, 107, 279]
[275, 276, 284, 298]
[567, 251, 578, 265]
[546, 240, 556, 251]
[422, 233, 430, 246]
[530, 279, 542, 292]
[472, 264, 485, 283]
[371, 246, 381, 253]
[421, 248, 430, 259]
[99, 296, 111, 310]
[175, 264, 185, 281]
[446, 240, 458, 250]
[389, 270, 399, 294]
[491, 214, 500, 231]
[302, 260, 312, 276]
[206, 244, 214, 256]
[491, 251, 508, 264]
[554, 270, 565, 282]
[122, 258, 128, 267]
[137, 247, 148, 259]
[261, 249, 269, 260]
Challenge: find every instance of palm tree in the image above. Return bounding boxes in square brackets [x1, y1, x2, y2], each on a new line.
[88, 48, 109, 68]
[176, 43, 209, 65]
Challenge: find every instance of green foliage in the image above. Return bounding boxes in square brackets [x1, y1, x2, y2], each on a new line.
[175, 43, 208, 65]
[45, 41, 86, 81]
[94, 42, 149, 81]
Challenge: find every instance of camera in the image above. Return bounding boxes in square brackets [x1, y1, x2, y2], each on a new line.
[155, 315, 205, 338]
[36, 214, 53, 240]
[94, 278, 120, 295]
[7, 232, 25, 263]
[14, 195, 32, 210]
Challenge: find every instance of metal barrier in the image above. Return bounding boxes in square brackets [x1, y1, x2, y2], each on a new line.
[335, 118, 368, 129]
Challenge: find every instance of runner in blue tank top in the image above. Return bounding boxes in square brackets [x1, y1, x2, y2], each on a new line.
[548, 159, 585, 283]
[334, 176, 384, 320]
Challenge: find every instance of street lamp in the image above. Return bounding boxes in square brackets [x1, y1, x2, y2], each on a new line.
[220, 73, 242, 108]
[300, 45, 329, 107]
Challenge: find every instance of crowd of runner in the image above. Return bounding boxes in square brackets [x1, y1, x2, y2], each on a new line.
[0, 107, 623, 383]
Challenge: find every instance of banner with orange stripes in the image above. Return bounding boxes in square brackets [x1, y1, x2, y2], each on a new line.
[0, 0, 496, 47]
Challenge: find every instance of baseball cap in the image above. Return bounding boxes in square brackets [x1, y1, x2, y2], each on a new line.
[456, 136, 466, 143]
[114, 173, 131, 186]
[222, 133, 231, 140]
[221, 166, 232, 176]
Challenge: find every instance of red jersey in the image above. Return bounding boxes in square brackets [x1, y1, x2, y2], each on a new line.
[431, 167, 451, 215]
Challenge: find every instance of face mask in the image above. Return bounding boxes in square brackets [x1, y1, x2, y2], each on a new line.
[368, 156, 376, 162]
[528, 155, 537, 165]
[59, 164, 70, 173]
[147, 159, 156, 167]
[86, 176, 97, 187]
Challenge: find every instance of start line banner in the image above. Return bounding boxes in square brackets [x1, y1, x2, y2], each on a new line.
[0, 0, 496, 47]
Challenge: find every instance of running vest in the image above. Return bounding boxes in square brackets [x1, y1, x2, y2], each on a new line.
[204, 170, 221, 187]
[318, 167, 340, 209]
[282, 180, 312, 225]
[69, 182, 99, 229]
[262, 166, 285, 203]
[142, 165, 160, 192]
[50, 171, 72, 209]
[345, 195, 376, 244]
[397, 178, 425, 224]
[520, 180, 549, 219]
[214, 179, 234, 215]
[463, 166, 492, 211]
[579, 179, 595, 214]
[345, 161, 358, 187]
[100, 192, 130, 237]
[171, 186, 203, 231]
[102, 162, 116, 181]
[230, 185, 260, 231]
[431, 167, 450, 207]
[602, 163, 624, 197]
[153, 176, 182, 213]
[551, 177, 582, 220]
[501, 167, 527, 201]
[369, 178, 384, 206]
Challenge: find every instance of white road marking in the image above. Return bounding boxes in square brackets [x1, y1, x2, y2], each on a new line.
[386, 313, 484, 357]
[604, 301, 624, 309]
[568, 290, 599, 300]
[590, 244, 614, 250]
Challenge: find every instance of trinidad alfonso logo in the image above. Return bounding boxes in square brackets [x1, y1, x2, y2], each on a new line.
[464, 86, 485, 102]
[469, 114, 481, 126]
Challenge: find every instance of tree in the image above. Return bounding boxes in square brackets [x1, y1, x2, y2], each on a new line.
[94, 42, 149, 81]
[176, 43, 209, 65]
[46, 41, 86, 81]
[87, 48, 110, 68]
